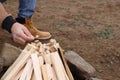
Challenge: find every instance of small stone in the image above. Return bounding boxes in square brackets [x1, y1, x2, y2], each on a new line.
[0, 43, 21, 66]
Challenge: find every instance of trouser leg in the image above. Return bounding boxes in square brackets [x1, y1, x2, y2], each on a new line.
[17, 0, 36, 18]
[16, 0, 51, 39]
[0, 0, 7, 3]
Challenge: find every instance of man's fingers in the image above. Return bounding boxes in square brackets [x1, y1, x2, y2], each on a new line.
[13, 35, 26, 45]
[21, 32, 34, 42]
[23, 27, 32, 37]
[22, 28, 34, 41]
[11, 22, 34, 44]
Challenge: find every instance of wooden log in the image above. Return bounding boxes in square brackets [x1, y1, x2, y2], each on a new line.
[39, 43, 44, 53]
[19, 59, 32, 80]
[43, 53, 51, 65]
[31, 71, 36, 80]
[13, 67, 24, 80]
[41, 64, 49, 80]
[31, 54, 42, 80]
[50, 52, 68, 80]
[42, 64, 55, 80]
[38, 56, 44, 66]
[1, 50, 32, 80]
[52, 42, 73, 80]
[1, 40, 74, 80]
[36, 42, 42, 48]
[26, 65, 33, 80]
[58, 48, 74, 80]
[51, 66, 57, 80]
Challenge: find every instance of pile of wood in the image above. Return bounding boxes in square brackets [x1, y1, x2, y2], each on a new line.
[1, 39, 73, 80]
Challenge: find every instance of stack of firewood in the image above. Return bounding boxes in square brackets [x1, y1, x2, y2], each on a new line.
[1, 39, 73, 80]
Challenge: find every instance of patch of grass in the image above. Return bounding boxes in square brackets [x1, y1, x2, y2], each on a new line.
[94, 29, 114, 39]
[52, 21, 66, 29]
[67, 20, 80, 27]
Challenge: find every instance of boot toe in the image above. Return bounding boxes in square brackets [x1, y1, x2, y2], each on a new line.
[36, 32, 52, 40]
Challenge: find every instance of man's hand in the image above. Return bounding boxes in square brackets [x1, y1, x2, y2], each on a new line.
[11, 22, 34, 45]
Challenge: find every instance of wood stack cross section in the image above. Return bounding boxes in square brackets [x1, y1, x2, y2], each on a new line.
[1, 39, 74, 80]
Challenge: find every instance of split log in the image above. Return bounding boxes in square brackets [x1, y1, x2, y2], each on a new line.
[51, 66, 57, 80]
[38, 56, 44, 66]
[31, 54, 42, 80]
[43, 53, 51, 65]
[26, 64, 33, 80]
[1, 50, 32, 80]
[42, 64, 55, 80]
[19, 59, 32, 80]
[31, 71, 36, 80]
[58, 47, 74, 80]
[50, 52, 68, 80]
[1, 39, 74, 80]
[1, 44, 37, 80]
[13, 67, 24, 80]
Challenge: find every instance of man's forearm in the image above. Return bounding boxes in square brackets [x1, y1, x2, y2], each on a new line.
[0, 3, 9, 24]
[0, 3, 16, 33]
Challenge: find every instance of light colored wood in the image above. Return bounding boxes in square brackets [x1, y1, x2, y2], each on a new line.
[24, 44, 37, 52]
[1, 40, 73, 80]
[59, 47, 74, 80]
[39, 43, 44, 53]
[19, 59, 32, 80]
[1, 50, 32, 80]
[50, 39, 56, 44]
[44, 53, 51, 65]
[13, 67, 24, 80]
[51, 66, 57, 80]
[31, 71, 36, 80]
[50, 52, 68, 80]
[46, 64, 56, 80]
[42, 64, 55, 80]
[38, 56, 44, 66]
[26, 61, 33, 80]
[31, 54, 43, 80]
[36, 42, 42, 48]
[41, 65, 49, 80]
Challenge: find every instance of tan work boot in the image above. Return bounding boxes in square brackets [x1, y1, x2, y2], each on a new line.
[24, 18, 51, 39]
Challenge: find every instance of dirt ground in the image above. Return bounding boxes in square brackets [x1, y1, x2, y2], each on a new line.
[0, 0, 120, 80]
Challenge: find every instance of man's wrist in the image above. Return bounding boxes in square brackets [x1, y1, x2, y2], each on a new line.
[2, 16, 16, 33]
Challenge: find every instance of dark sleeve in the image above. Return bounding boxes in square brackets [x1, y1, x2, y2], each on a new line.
[2, 16, 16, 33]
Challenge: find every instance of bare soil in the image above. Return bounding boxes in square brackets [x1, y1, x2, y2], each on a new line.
[0, 0, 120, 80]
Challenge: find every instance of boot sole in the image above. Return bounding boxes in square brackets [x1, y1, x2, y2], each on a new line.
[34, 35, 52, 40]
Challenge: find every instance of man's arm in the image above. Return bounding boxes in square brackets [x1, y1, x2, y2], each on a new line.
[0, 3, 34, 44]
[0, 3, 9, 26]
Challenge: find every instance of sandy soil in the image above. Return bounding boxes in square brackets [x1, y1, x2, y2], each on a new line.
[0, 0, 120, 80]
